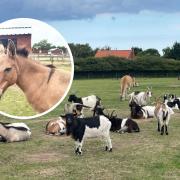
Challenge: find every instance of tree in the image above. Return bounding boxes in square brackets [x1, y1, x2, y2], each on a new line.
[162, 47, 171, 58]
[132, 47, 143, 56]
[68, 43, 95, 58]
[163, 42, 180, 60]
[33, 39, 52, 50]
[139, 48, 160, 57]
[100, 46, 111, 50]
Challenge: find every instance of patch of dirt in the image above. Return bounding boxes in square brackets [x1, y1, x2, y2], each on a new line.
[31, 168, 59, 177]
[25, 152, 69, 163]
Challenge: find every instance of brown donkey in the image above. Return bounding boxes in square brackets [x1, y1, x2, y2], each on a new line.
[0, 40, 71, 113]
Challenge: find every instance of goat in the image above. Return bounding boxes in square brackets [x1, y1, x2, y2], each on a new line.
[94, 106, 140, 133]
[64, 103, 91, 118]
[46, 117, 66, 136]
[129, 101, 155, 119]
[0, 122, 31, 142]
[62, 113, 112, 155]
[129, 88, 152, 106]
[154, 102, 174, 135]
[68, 94, 101, 115]
[163, 94, 180, 110]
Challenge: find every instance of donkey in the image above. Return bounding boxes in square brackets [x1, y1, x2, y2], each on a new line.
[0, 40, 71, 113]
[120, 75, 138, 100]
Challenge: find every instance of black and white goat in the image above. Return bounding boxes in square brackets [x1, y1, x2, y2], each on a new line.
[0, 122, 31, 142]
[68, 94, 101, 115]
[129, 88, 152, 106]
[61, 113, 112, 155]
[154, 102, 174, 135]
[163, 94, 180, 110]
[129, 101, 155, 119]
[94, 106, 140, 133]
[64, 103, 91, 118]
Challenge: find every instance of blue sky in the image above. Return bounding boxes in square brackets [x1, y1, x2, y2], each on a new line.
[0, 0, 180, 53]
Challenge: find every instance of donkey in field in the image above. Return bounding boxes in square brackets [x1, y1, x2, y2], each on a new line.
[0, 40, 71, 113]
[120, 75, 138, 100]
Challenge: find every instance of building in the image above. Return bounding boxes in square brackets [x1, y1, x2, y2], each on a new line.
[0, 27, 32, 51]
[95, 49, 135, 59]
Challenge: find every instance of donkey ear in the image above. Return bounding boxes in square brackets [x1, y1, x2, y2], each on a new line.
[7, 39, 16, 59]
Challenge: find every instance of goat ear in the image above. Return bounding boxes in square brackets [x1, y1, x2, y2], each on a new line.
[7, 39, 16, 59]
[64, 104, 70, 113]
[60, 115, 66, 119]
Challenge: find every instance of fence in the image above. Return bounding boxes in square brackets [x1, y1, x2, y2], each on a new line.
[30, 54, 70, 61]
[74, 70, 180, 79]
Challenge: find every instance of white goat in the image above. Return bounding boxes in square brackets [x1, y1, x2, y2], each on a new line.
[0, 122, 31, 142]
[141, 106, 155, 118]
[129, 89, 152, 106]
[154, 103, 174, 135]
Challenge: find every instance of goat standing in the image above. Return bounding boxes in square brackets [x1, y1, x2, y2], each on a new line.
[62, 113, 112, 155]
[154, 103, 174, 135]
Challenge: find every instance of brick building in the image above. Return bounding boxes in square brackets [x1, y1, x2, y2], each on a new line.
[95, 49, 135, 59]
[0, 27, 32, 51]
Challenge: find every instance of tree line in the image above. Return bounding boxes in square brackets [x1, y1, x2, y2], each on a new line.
[33, 39, 180, 60]
[32, 40, 180, 75]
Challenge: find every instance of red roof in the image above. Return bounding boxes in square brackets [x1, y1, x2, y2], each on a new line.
[95, 50, 134, 59]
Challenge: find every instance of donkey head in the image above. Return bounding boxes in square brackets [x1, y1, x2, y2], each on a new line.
[0, 40, 19, 97]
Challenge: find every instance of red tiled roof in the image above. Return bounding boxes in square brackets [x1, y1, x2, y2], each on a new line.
[95, 50, 134, 59]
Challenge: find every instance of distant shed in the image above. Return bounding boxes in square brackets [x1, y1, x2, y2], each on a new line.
[0, 27, 32, 51]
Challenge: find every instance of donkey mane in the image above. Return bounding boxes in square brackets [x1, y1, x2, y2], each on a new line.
[16, 48, 29, 57]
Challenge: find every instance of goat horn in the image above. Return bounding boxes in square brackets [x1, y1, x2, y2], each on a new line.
[110, 110, 116, 118]
[72, 103, 91, 108]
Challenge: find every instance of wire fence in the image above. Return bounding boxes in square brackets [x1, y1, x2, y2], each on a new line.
[74, 71, 180, 79]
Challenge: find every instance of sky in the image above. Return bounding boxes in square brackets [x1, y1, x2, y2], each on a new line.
[0, 0, 180, 54]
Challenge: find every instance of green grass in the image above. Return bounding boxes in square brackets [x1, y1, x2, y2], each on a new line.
[0, 85, 36, 116]
[0, 77, 179, 179]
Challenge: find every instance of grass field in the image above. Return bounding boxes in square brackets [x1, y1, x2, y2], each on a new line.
[0, 77, 179, 179]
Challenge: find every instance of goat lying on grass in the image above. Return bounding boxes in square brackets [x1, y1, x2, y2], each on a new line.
[129, 101, 155, 119]
[0, 122, 31, 142]
[163, 94, 180, 110]
[129, 88, 152, 106]
[94, 106, 140, 133]
[46, 117, 66, 136]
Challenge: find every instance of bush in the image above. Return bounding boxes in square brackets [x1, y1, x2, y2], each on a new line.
[74, 56, 180, 72]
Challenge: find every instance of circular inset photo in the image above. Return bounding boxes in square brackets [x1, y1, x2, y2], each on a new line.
[0, 18, 74, 119]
